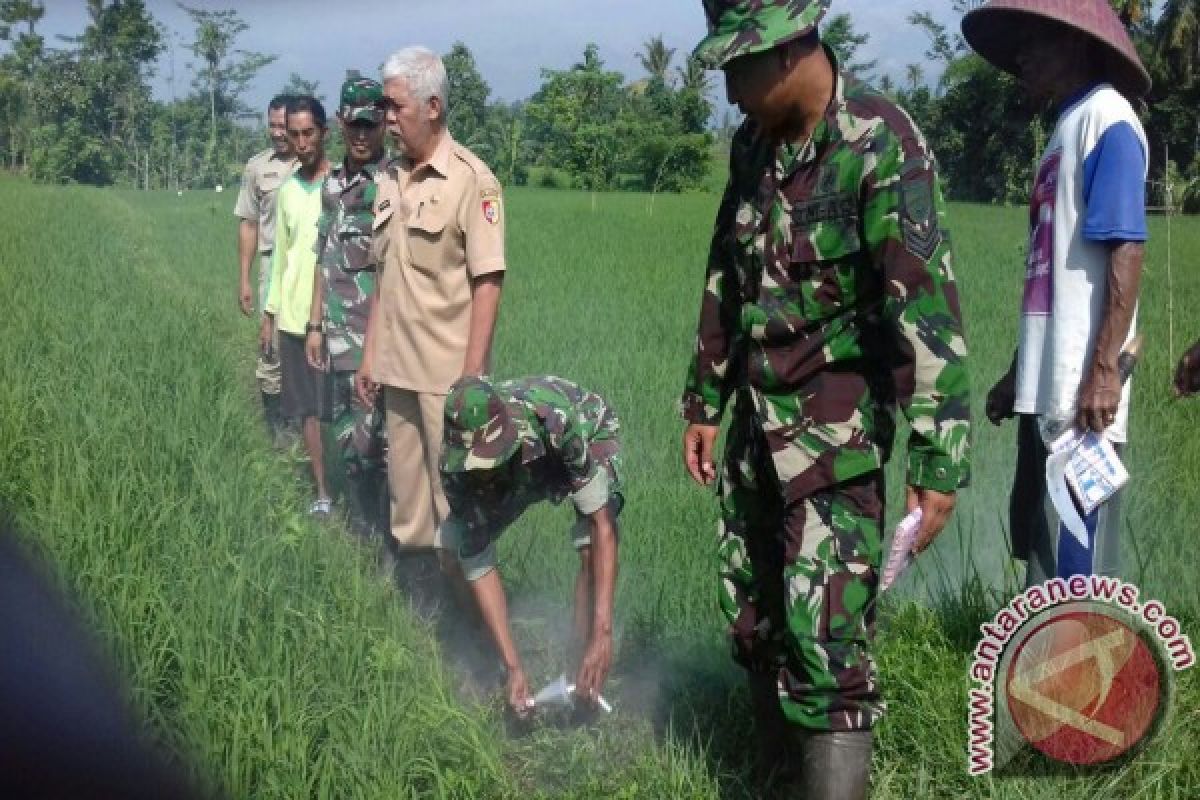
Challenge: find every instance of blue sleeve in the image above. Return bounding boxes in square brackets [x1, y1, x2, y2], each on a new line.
[1082, 120, 1147, 242]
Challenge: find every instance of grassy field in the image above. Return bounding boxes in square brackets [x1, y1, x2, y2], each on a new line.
[1, 176, 1199, 798]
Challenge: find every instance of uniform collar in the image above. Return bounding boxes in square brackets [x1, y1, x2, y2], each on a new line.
[404, 131, 454, 178]
[336, 150, 388, 186]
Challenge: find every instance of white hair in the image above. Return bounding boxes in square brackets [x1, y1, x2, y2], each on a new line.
[381, 46, 449, 116]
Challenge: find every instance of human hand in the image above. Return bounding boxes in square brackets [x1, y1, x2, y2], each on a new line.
[506, 666, 534, 719]
[682, 424, 719, 486]
[905, 485, 957, 554]
[985, 368, 1017, 425]
[355, 361, 378, 408]
[1075, 360, 1121, 432]
[1174, 339, 1200, 397]
[574, 632, 612, 710]
[239, 278, 254, 316]
[305, 330, 327, 371]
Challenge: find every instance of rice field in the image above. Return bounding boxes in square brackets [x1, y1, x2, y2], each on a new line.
[1, 174, 1198, 797]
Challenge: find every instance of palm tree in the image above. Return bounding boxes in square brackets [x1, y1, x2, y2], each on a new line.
[1157, 0, 1199, 82]
[638, 35, 675, 85]
[906, 63, 925, 92]
[1114, 0, 1153, 26]
[676, 55, 713, 95]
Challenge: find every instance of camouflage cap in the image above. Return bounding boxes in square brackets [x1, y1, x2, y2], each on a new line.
[442, 377, 521, 473]
[693, 0, 830, 69]
[339, 73, 384, 124]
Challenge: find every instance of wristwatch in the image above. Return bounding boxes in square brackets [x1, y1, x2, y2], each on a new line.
[305, 321, 324, 335]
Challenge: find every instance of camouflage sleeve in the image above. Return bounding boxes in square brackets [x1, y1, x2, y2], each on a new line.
[680, 162, 742, 425]
[312, 184, 333, 260]
[861, 130, 971, 493]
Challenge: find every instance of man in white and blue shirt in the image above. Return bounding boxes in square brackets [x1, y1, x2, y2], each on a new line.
[964, 0, 1151, 585]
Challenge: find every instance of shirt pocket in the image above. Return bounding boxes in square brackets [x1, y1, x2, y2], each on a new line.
[788, 216, 862, 324]
[338, 213, 375, 272]
[370, 202, 393, 267]
[406, 212, 447, 271]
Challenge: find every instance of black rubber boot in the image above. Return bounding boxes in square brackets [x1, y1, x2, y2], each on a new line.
[797, 730, 873, 800]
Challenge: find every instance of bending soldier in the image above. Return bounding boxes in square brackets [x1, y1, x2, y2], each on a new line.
[440, 376, 622, 717]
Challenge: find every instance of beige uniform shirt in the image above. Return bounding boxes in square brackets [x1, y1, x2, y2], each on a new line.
[233, 148, 297, 252]
[371, 134, 506, 393]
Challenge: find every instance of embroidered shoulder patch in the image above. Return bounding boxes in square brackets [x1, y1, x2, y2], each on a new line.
[900, 176, 941, 261]
[482, 198, 499, 225]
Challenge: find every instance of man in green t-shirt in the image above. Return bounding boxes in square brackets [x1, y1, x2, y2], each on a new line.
[262, 95, 333, 515]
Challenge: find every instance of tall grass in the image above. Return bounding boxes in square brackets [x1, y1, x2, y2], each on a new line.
[1, 177, 1198, 797]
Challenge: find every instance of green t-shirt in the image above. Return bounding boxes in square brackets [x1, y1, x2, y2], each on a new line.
[265, 172, 324, 335]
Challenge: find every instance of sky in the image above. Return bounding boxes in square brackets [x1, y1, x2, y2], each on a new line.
[37, 0, 964, 117]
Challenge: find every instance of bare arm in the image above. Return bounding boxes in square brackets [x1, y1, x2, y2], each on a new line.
[305, 272, 326, 371]
[470, 568, 532, 716]
[1076, 242, 1144, 432]
[574, 505, 617, 706]
[238, 220, 258, 316]
[462, 272, 504, 377]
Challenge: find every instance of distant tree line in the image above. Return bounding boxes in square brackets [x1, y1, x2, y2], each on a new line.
[2, 1, 1198, 206]
[0, 2, 714, 193]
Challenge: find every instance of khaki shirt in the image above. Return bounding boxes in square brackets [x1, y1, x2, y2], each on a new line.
[371, 134, 506, 393]
[234, 148, 297, 253]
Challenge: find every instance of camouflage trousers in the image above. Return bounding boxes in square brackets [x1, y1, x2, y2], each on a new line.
[328, 369, 386, 474]
[718, 413, 885, 732]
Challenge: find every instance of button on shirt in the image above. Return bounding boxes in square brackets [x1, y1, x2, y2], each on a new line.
[371, 134, 506, 393]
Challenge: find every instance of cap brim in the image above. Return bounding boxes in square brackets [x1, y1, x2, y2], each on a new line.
[440, 414, 524, 473]
[962, 7, 1150, 97]
[697, 26, 819, 69]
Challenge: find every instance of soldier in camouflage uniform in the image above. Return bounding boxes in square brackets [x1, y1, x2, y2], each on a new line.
[680, 2, 972, 796]
[304, 75, 389, 535]
[440, 376, 622, 717]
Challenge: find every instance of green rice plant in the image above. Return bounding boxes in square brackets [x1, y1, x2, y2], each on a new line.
[2, 177, 1198, 797]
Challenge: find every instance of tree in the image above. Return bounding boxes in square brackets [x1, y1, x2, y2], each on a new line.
[0, 0, 43, 169]
[525, 43, 626, 190]
[281, 71, 319, 100]
[178, 3, 274, 183]
[821, 13, 876, 78]
[677, 55, 712, 95]
[637, 35, 675, 85]
[906, 63, 924, 92]
[907, 10, 960, 69]
[444, 42, 490, 150]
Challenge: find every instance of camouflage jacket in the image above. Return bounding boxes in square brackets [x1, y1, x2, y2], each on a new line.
[442, 376, 622, 560]
[315, 152, 388, 372]
[680, 49, 971, 500]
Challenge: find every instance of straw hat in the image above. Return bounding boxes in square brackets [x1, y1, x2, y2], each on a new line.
[962, 0, 1150, 97]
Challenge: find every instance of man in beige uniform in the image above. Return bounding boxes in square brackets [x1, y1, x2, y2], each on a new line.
[358, 47, 505, 584]
[235, 94, 298, 441]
